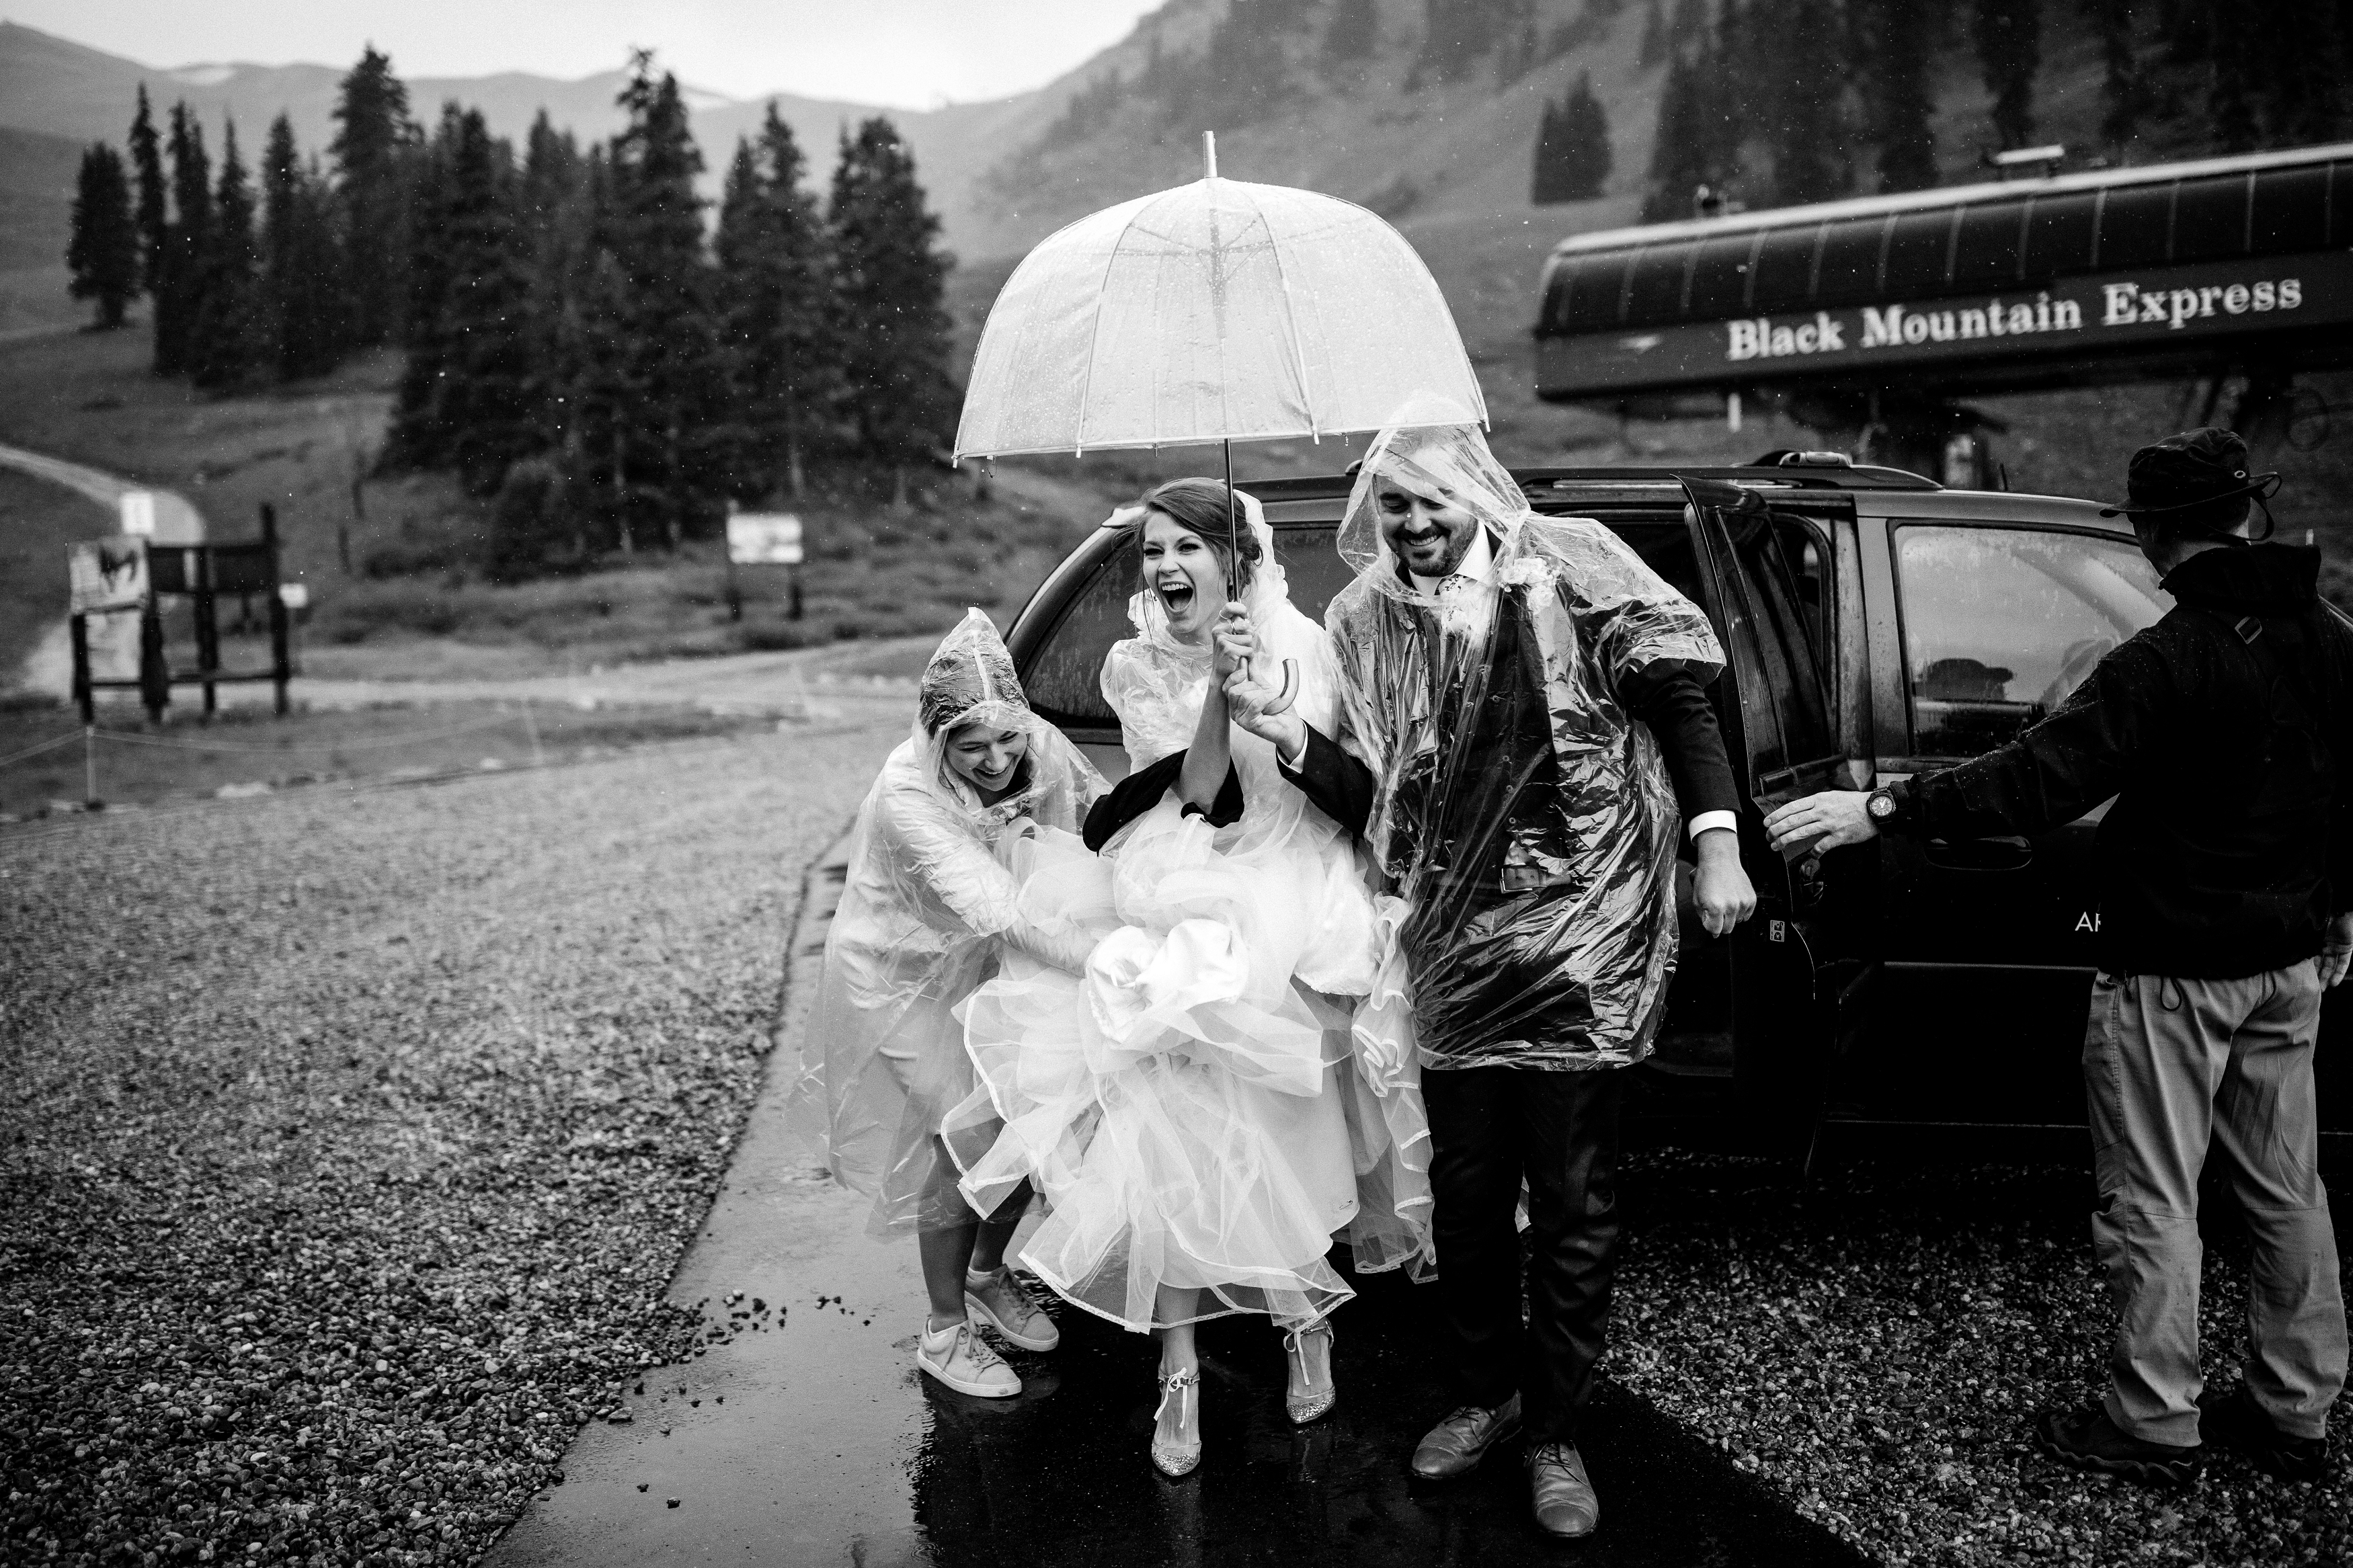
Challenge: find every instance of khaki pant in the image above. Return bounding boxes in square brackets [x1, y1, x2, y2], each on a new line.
[2085, 962, 2348, 1444]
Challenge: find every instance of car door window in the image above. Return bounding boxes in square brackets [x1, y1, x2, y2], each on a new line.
[1720, 509, 1835, 778]
[1893, 525, 2168, 758]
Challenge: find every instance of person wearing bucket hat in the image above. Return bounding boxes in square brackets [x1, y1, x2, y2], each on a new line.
[1765, 428, 2352, 1485]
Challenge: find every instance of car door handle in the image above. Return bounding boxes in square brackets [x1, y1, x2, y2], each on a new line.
[1923, 835, 2034, 870]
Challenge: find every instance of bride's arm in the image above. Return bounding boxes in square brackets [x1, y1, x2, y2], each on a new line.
[1174, 609, 1240, 811]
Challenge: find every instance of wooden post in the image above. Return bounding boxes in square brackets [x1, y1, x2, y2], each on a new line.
[262, 502, 289, 716]
[194, 547, 219, 719]
[269, 589, 291, 716]
[138, 602, 168, 724]
[789, 567, 803, 622]
[70, 614, 93, 725]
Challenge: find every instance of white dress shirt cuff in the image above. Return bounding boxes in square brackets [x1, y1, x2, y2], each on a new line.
[1688, 810, 1739, 841]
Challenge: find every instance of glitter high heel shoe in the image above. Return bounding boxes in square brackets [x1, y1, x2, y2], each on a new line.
[1151, 1366, 1203, 1477]
[1282, 1319, 1337, 1425]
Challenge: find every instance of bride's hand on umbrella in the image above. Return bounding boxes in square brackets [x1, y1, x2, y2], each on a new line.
[1210, 602, 1254, 681]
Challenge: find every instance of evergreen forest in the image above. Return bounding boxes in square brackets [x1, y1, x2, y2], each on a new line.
[63, 48, 953, 580]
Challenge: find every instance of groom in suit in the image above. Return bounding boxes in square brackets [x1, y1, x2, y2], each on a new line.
[1224, 425, 1753, 1538]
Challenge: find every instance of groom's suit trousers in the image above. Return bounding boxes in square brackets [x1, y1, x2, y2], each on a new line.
[1422, 1061, 1626, 1444]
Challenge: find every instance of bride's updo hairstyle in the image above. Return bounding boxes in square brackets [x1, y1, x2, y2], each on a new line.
[1127, 477, 1260, 595]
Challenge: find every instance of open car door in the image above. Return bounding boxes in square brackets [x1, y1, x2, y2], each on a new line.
[1678, 478, 1868, 1159]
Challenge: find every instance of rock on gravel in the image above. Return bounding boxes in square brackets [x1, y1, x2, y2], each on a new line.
[1609, 1148, 2350, 1568]
[0, 723, 899, 1567]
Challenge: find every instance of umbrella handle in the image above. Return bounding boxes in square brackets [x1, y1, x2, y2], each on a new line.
[1241, 655, 1300, 718]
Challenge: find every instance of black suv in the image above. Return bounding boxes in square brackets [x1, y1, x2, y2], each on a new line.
[1004, 458, 2348, 1156]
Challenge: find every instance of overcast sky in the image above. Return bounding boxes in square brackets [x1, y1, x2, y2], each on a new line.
[11, 1, 1164, 106]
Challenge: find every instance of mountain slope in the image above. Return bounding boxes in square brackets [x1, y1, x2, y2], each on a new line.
[0, 22, 1033, 250]
[0, 123, 89, 333]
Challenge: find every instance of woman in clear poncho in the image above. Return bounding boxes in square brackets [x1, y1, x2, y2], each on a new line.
[784, 610, 1107, 1401]
[945, 479, 1431, 1478]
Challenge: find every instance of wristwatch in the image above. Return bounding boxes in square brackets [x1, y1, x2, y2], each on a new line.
[1866, 786, 1901, 825]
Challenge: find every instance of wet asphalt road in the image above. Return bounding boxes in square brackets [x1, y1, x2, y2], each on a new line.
[487, 845, 1872, 1568]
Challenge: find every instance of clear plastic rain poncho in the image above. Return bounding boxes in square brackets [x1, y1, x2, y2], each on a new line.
[1324, 419, 1725, 1069]
[783, 610, 1108, 1237]
[947, 495, 1433, 1331]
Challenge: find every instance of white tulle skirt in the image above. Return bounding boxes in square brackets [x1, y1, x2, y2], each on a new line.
[946, 804, 1432, 1333]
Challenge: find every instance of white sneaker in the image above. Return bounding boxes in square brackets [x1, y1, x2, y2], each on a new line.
[965, 1267, 1060, 1352]
[916, 1317, 1020, 1397]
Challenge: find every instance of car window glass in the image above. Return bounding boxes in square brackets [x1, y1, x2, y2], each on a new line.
[1771, 515, 1831, 671]
[1894, 526, 2168, 759]
[1720, 509, 1833, 774]
[1020, 554, 1129, 729]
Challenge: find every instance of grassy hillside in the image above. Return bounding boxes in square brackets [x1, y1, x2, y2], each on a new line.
[0, 123, 87, 333]
[0, 326, 1123, 688]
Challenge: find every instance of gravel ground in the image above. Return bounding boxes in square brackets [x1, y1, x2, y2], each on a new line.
[1610, 1148, 2351, 1568]
[1, 719, 899, 1567]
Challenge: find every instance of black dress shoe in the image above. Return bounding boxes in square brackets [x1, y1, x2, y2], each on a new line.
[2199, 1384, 2329, 1483]
[1411, 1393, 1521, 1479]
[2032, 1404, 2202, 1485]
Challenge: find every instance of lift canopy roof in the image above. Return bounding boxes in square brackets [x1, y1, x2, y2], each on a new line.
[1535, 143, 2353, 403]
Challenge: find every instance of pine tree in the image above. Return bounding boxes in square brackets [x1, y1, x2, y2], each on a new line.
[128, 89, 167, 306]
[157, 104, 212, 378]
[2087, 0, 2146, 151]
[1640, 0, 1672, 67]
[331, 46, 417, 348]
[67, 145, 141, 329]
[516, 113, 597, 549]
[828, 116, 953, 506]
[262, 114, 346, 380]
[2210, 7, 2259, 153]
[389, 108, 536, 493]
[1973, 0, 2041, 151]
[2256, 2, 2342, 145]
[1532, 73, 1613, 203]
[190, 122, 264, 389]
[388, 107, 461, 468]
[1758, 0, 1849, 205]
[715, 104, 832, 499]
[602, 53, 727, 548]
[1642, 46, 1707, 220]
[1866, 0, 1937, 192]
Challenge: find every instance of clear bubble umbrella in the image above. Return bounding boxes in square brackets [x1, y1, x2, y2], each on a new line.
[955, 134, 1487, 711]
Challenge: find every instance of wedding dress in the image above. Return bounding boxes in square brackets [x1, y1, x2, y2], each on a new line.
[947, 503, 1431, 1331]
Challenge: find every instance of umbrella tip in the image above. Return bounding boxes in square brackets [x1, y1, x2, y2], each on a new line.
[1202, 130, 1217, 181]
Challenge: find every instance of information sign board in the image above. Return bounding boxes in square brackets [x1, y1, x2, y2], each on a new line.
[727, 513, 805, 565]
[67, 536, 149, 614]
